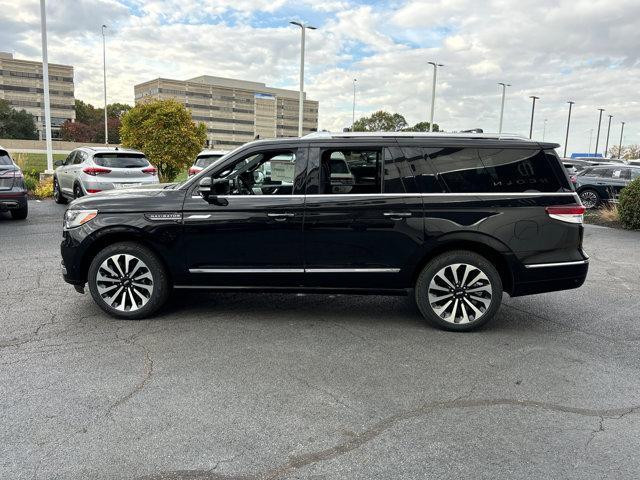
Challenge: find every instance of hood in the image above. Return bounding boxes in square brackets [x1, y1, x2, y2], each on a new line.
[69, 183, 186, 212]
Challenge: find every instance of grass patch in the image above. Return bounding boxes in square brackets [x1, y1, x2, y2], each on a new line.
[11, 152, 68, 172]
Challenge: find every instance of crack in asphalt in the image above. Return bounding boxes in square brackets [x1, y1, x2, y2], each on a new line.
[137, 398, 640, 480]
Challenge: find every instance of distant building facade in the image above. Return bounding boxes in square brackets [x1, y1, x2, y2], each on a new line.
[134, 75, 319, 149]
[0, 52, 75, 140]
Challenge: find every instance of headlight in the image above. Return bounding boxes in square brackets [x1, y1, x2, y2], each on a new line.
[64, 209, 98, 230]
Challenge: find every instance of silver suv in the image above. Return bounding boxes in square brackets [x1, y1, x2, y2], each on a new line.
[53, 147, 159, 203]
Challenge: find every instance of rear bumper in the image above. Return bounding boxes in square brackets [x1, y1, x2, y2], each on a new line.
[511, 259, 589, 296]
[0, 191, 27, 211]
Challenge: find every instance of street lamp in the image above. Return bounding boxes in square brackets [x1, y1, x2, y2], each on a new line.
[594, 108, 604, 156]
[563, 101, 574, 158]
[428, 61, 443, 132]
[290, 21, 316, 137]
[352, 78, 357, 130]
[604, 114, 613, 157]
[618, 121, 625, 158]
[497, 82, 510, 134]
[528, 96, 539, 139]
[39, 0, 53, 174]
[102, 25, 108, 145]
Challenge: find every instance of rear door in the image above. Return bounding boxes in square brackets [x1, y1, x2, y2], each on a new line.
[303, 140, 424, 289]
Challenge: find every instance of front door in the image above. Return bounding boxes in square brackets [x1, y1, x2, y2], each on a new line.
[181, 144, 307, 287]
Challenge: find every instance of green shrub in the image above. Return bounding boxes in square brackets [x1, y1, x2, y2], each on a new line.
[23, 175, 38, 192]
[618, 177, 640, 230]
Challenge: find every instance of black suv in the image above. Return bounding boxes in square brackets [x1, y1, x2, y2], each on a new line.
[61, 133, 588, 331]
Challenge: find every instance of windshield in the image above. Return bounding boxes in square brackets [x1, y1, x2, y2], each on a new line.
[94, 154, 149, 168]
[195, 155, 224, 168]
[0, 151, 13, 166]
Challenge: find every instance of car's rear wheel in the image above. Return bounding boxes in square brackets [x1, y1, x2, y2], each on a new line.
[53, 177, 67, 204]
[10, 203, 28, 220]
[73, 182, 84, 199]
[415, 250, 503, 331]
[87, 242, 170, 319]
[579, 188, 600, 209]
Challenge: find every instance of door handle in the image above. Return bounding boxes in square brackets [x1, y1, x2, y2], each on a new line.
[267, 212, 295, 221]
[384, 212, 412, 220]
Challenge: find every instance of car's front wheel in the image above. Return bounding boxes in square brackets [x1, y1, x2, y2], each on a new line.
[415, 250, 503, 331]
[73, 182, 84, 199]
[87, 242, 170, 319]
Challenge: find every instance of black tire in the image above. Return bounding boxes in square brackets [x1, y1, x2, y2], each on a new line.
[87, 242, 171, 319]
[415, 250, 503, 332]
[10, 203, 28, 220]
[53, 177, 67, 204]
[73, 182, 84, 199]
[578, 188, 600, 209]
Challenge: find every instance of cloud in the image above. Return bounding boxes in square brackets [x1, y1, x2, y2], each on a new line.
[1, 0, 638, 153]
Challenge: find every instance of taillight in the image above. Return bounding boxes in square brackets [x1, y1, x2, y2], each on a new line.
[83, 166, 111, 176]
[0, 169, 21, 178]
[546, 205, 586, 224]
[188, 167, 200, 176]
[86, 189, 102, 194]
[142, 166, 157, 175]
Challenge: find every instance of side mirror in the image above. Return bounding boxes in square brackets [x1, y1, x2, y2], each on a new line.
[198, 177, 229, 205]
[53, 160, 63, 167]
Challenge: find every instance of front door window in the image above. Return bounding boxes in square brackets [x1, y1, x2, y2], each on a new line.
[213, 150, 296, 195]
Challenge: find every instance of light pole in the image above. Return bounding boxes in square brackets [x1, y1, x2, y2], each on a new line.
[588, 129, 593, 154]
[563, 101, 574, 158]
[39, 0, 53, 174]
[290, 21, 316, 137]
[528, 96, 539, 139]
[542, 118, 548, 141]
[428, 61, 443, 132]
[498, 82, 510, 134]
[618, 121, 625, 158]
[594, 108, 604, 156]
[604, 114, 613, 157]
[102, 24, 108, 145]
[352, 78, 357, 130]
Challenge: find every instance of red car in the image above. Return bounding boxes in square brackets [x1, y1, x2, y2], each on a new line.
[188, 150, 228, 176]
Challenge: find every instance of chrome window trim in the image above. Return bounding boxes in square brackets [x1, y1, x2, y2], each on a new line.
[524, 259, 589, 269]
[190, 192, 579, 200]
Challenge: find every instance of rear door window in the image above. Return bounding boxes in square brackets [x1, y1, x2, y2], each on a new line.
[195, 155, 224, 169]
[94, 154, 150, 168]
[427, 147, 494, 193]
[384, 146, 419, 193]
[314, 148, 382, 194]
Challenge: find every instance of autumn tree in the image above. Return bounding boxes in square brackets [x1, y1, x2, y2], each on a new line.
[120, 99, 206, 182]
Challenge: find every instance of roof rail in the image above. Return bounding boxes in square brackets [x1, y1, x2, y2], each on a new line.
[303, 131, 531, 141]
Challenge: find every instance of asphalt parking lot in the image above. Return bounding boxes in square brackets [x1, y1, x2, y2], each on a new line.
[1, 200, 639, 480]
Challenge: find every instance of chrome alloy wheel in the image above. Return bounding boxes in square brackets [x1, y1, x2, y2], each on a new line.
[427, 263, 493, 324]
[579, 190, 598, 209]
[95, 254, 154, 312]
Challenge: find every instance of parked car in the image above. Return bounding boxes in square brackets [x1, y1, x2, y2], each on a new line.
[575, 164, 640, 208]
[188, 150, 228, 176]
[53, 147, 159, 204]
[562, 158, 615, 172]
[61, 132, 589, 331]
[0, 146, 28, 220]
[628, 159, 640, 167]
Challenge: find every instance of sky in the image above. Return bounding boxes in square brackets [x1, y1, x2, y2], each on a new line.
[1, 0, 638, 155]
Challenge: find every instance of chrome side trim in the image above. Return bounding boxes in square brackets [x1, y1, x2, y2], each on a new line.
[188, 268, 400, 274]
[190, 192, 578, 200]
[189, 268, 304, 273]
[305, 268, 401, 273]
[524, 259, 589, 269]
[186, 214, 211, 220]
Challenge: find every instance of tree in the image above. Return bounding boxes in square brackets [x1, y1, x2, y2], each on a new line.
[60, 120, 96, 143]
[353, 111, 408, 132]
[74, 99, 103, 126]
[94, 117, 122, 144]
[107, 103, 132, 119]
[404, 121, 440, 132]
[608, 144, 640, 160]
[120, 99, 206, 182]
[0, 100, 38, 139]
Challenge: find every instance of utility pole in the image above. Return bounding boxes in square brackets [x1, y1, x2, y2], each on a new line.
[604, 114, 613, 157]
[498, 82, 510, 134]
[428, 61, 443, 132]
[594, 108, 604, 156]
[290, 21, 317, 137]
[352, 78, 357, 130]
[39, 0, 53, 174]
[563, 101, 574, 158]
[528, 96, 539, 139]
[102, 25, 108, 145]
[618, 121, 625, 159]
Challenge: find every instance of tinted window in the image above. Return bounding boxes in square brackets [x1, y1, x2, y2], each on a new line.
[94, 154, 149, 168]
[316, 148, 381, 194]
[214, 150, 297, 195]
[0, 151, 12, 166]
[593, 168, 613, 178]
[428, 147, 563, 193]
[195, 154, 224, 168]
[384, 146, 419, 193]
